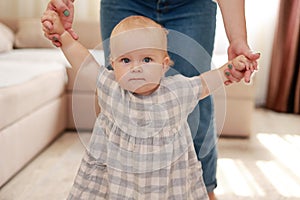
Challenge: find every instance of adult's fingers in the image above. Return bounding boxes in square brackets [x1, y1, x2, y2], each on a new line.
[251, 60, 258, 71]
[227, 63, 244, 80]
[224, 79, 233, 86]
[224, 68, 240, 83]
[67, 28, 79, 40]
[246, 51, 261, 61]
[44, 32, 62, 47]
[47, 0, 69, 15]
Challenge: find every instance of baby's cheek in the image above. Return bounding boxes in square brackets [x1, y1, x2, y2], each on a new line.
[114, 70, 123, 81]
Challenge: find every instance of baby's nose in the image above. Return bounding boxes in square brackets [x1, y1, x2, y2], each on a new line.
[130, 65, 143, 72]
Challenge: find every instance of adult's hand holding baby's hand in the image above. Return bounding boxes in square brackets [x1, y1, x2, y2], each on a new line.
[227, 39, 260, 84]
[41, 10, 66, 47]
[223, 54, 259, 85]
[41, 0, 78, 47]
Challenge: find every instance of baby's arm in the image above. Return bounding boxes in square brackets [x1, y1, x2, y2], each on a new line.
[41, 10, 97, 74]
[199, 55, 257, 99]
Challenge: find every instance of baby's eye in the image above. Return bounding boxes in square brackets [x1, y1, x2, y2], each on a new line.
[121, 58, 130, 64]
[143, 57, 152, 63]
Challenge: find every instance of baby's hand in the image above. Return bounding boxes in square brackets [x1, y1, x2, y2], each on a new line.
[41, 10, 65, 47]
[224, 55, 258, 85]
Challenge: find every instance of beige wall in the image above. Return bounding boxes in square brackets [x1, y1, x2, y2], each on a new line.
[0, 0, 100, 20]
[214, 0, 280, 106]
[0, 0, 280, 106]
[245, 0, 280, 106]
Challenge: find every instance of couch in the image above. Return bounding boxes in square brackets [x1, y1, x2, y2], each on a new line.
[0, 18, 102, 187]
[0, 17, 255, 187]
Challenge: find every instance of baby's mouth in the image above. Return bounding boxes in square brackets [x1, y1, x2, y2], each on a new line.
[129, 78, 146, 81]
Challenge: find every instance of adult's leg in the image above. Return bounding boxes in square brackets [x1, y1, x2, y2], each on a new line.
[154, 0, 218, 193]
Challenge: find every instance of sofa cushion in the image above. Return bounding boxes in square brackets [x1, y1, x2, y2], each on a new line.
[14, 18, 54, 48]
[0, 23, 14, 53]
[13, 18, 102, 49]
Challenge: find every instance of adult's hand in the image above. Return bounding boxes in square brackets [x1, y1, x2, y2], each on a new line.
[42, 0, 78, 47]
[216, 0, 260, 84]
[227, 38, 260, 83]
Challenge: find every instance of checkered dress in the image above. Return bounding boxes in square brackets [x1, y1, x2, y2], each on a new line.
[68, 66, 208, 200]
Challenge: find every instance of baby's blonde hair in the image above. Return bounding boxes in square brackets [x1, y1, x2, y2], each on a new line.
[110, 15, 173, 65]
[111, 15, 166, 37]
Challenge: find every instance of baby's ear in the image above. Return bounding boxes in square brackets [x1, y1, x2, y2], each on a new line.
[110, 58, 115, 69]
[162, 57, 171, 74]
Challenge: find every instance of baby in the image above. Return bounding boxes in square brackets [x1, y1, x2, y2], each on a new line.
[42, 12, 257, 200]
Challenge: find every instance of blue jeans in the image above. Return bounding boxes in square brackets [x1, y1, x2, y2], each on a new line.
[100, 0, 218, 192]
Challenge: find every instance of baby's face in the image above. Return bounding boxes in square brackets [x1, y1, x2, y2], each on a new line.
[111, 49, 169, 95]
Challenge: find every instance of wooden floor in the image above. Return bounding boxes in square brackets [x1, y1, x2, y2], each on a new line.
[1, 108, 300, 200]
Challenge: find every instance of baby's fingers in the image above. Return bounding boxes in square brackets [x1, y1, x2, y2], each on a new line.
[41, 10, 58, 28]
[42, 20, 53, 31]
[41, 10, 54, 22]
[232, 55, 249, 71]
[42, 21, 53, 34]
[235, 56, 257, 73]
[41, 14, 55, 33]
[244, 70, 252, 83]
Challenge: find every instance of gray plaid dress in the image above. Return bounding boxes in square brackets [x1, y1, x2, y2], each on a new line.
[68, 65, 208, 200]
